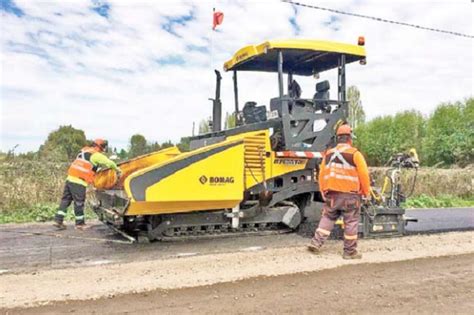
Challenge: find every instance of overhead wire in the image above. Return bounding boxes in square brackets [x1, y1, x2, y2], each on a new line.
[282, 0, 474, 39]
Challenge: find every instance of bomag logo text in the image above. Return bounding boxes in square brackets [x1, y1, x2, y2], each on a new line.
[199, 176, 235, 185]
[210, 176, 235, 184]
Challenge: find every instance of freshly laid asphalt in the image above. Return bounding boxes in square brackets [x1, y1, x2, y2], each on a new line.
[0, 207, 471, 273]
[405, 207, 474, 233]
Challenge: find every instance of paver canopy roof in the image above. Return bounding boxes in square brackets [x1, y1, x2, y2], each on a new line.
[224, 39, 366, 75]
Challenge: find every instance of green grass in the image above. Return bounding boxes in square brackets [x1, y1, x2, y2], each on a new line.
[0, 203, 96, 224]
[1, 195, 472, 224]
[404, 194, 474, 209]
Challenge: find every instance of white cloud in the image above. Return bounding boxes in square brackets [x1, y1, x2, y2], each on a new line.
[1, 0, 472, 152]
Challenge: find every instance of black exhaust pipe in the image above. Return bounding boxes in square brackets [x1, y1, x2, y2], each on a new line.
[210, 69, 222, 132]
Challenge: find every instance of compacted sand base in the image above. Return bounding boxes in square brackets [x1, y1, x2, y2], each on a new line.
[11, 253, 474, 315]
[0, 231, 472, 311]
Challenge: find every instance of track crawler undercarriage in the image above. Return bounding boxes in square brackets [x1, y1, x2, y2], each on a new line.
[99, 197, 304, 241]
[92, 39, 413, 242]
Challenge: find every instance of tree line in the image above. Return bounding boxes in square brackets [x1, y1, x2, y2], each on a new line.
[4, 90, 472, 168]
[3, 125, 190, 162]
[354, 97, 473, 167]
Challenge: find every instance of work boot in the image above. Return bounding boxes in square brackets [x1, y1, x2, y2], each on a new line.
[75, 223, 90, 231]
[342, 251, 362, 260]
[53, 221, 66, 230]
[307, 241, 321, 254]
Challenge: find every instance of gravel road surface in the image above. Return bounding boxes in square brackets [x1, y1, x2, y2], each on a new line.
[9, 253, 473, 315]
[0, 207, 471, 273]
[0, 231, 472, 309]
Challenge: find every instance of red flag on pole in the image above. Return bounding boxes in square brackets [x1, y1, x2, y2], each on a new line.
[213, 9, 224, 30]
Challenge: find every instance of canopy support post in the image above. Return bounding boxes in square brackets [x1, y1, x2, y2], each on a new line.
[338, 54, 346, 102]
[287, 71, 293, 91]
[278, 50, 284, 98]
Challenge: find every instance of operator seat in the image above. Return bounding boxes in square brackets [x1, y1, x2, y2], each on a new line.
[242, 101, 267, 124]
[313, 80, 331, 112]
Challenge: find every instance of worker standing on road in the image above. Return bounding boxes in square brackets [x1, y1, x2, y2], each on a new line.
[53, 139, 122, 230]
[308, 124, 370, 259]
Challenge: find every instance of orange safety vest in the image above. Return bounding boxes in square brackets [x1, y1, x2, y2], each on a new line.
[67, 146, 99, 183]
[320, 143, 360, 194]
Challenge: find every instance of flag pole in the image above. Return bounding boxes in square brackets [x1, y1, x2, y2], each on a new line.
[210, 7, 215, 70]
[209, 6, 215, 124]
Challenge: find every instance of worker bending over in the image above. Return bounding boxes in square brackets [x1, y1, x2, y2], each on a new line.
[308, 124, 370, 259]
[53, 139, 122, 230]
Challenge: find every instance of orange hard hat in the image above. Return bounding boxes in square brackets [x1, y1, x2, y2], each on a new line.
[336, 124, 352, 136]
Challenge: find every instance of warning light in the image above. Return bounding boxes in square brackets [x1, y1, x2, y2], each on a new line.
[358, 36, 365, 46]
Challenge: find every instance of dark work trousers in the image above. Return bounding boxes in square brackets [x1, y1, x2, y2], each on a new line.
[311, 192, 361, 255]
[55, 180, 87, 225]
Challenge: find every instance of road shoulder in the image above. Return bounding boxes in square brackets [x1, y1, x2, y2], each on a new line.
[1, 231, 473, 309]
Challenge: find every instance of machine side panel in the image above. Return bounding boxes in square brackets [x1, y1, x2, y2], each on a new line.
[127, 140, 243, 201]
[125, 141, 244, 215]
[94, 147, 181, 190]
[271, 156, 309, 179]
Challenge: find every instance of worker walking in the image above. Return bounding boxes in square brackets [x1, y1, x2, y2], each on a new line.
[308, 124, 370, 259]
[53, 139, 122, 230]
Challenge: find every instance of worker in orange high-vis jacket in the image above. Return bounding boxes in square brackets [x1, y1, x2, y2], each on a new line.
[308, 124, 370, 259]
[53, 139, 122, 230]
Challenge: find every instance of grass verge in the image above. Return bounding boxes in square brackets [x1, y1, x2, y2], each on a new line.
[404, 194, 474, 209]
[1, 196, 472, 224]
[0, 203, 96, 224]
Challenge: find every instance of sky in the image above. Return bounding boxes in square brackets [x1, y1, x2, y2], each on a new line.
[1, 0, 473, 153]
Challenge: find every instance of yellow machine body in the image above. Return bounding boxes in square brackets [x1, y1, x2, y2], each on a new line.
[91, 38, 374, 241]
[93, 147, 181, 190]
[115, 130, 307, 216]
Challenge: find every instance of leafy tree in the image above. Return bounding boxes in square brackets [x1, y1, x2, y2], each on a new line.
[198, 119, 210, 134]
[423, 98, 473, 167]
[128, 134, 148, 158]
[160, 140, 174, 149]
[461, 98, 474, 165]
[224, 112, 236, 129]
[17, 151, 39, 160]
[39, 125, 87, 161]
[391, 110, 425, 155]
[355, 110, 425, 166]
[347, 86, 365, 129]
[149, 142, 161, 153]
[177, 137, 190, 152]
[117, 148, 128, 160]
[354, 116, 394, 166]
